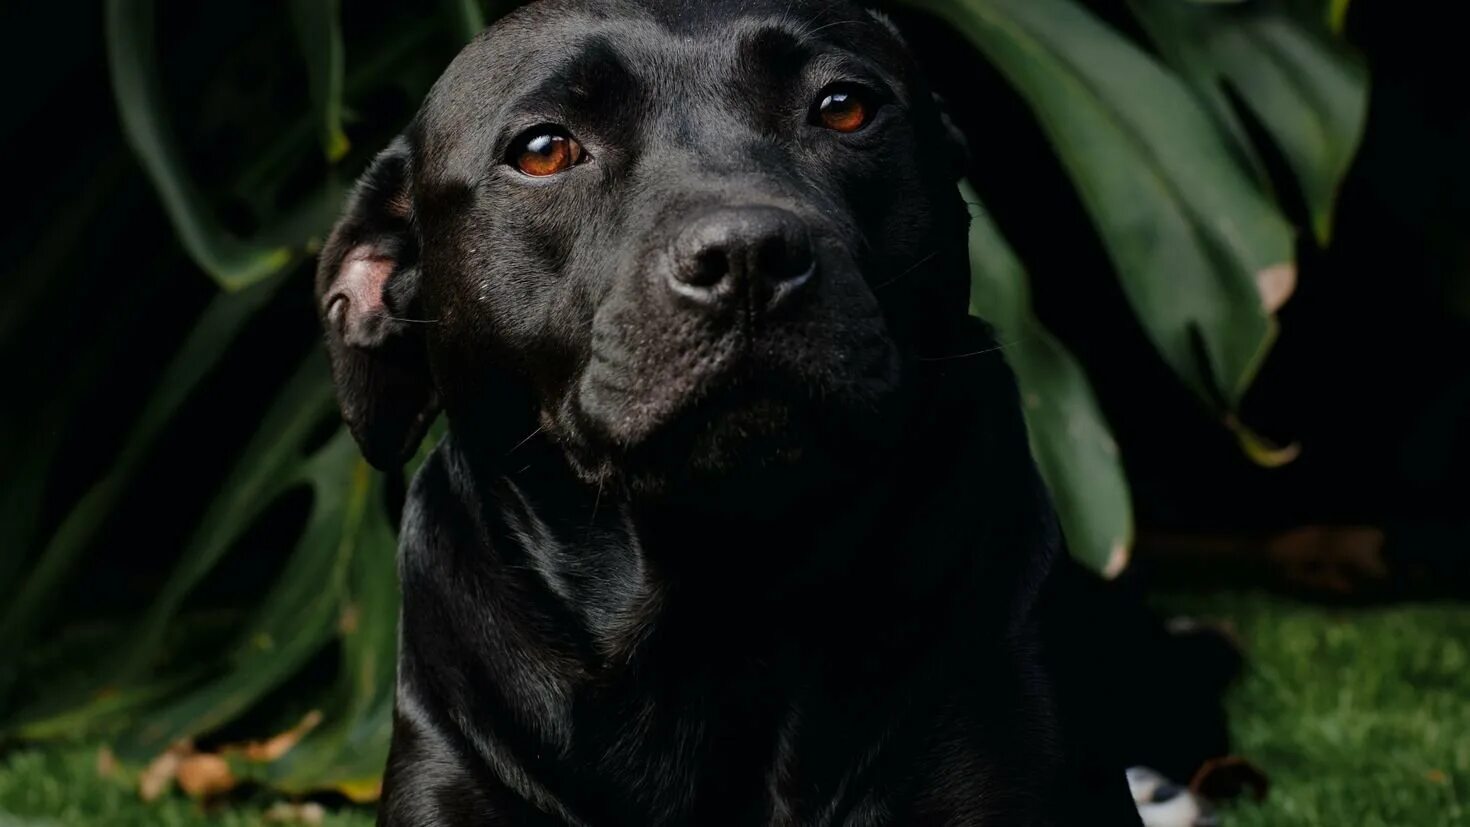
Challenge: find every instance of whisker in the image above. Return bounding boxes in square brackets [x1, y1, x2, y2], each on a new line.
[916, 338, 1025, 362]
[587, 479, 605, 540]
[506, 425, 546, 456]
[874, 251, 940, 291]
[800, 18, 862, 39]
[387, 316, 441, 325]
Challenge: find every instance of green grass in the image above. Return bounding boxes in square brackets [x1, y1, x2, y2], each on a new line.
[1175, 592, 1470, 826]
[0, 748, 373, 827]
[2, 592, 1467, 825]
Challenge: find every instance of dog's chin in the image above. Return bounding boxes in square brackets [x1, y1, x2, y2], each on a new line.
[564, 378, 903, 514]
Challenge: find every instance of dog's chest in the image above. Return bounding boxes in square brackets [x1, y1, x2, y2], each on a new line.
[495, 634, 1046, 827]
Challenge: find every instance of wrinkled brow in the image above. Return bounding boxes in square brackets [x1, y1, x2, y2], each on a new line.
[515, 34, 641, 126]
[739, 20, 904, 102]
[739, 24, 818, 86]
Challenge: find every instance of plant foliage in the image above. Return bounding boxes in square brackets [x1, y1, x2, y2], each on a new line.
[0, 0, 1367, 799]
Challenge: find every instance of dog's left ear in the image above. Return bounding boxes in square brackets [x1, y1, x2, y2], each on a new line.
[315, 137, 439, 470]
[932, 93, 971, 180]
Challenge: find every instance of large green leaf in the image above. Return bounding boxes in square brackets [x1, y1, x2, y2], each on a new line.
[900, 0, 1295, 409]
[289, 0, 350, 163]
[105, 355, 339, 689]
[964, 184, 1134, 576]
[105, 0, 294, 290]
[110, 433, 371, 760]
[264, 460, 399, 802]
[0, 277, 284, 708]
[1130, 0, 1369, 244]
[5, 353, 334, 735]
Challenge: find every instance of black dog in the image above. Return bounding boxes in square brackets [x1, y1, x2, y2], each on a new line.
[316, 1, 1145, 823]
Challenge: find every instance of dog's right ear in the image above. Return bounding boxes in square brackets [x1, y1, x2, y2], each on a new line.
[316, 137, 439, 470]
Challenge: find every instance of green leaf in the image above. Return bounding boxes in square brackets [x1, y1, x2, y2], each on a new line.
[1280, 0, 1353, 33]
[442, 0, 487, 43]
[1127, 0, 1369, 244]
[264, 455, 399, 802]
[899, 0, 1295, 409]
[290, 0, 351, 163]
[112, 433, 370, 759]
[0, 278, 283, 709]
[964, 184, 1134, 576]
[8, 356, 340, 744]
[105, 0, 296, 291]
[105, 354, 339, 689]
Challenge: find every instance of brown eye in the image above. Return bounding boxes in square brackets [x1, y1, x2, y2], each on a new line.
[512, 130, 585, 176]
[813, 87, 872, 133]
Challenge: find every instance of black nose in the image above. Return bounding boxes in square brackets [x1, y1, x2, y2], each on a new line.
[668, 206, 815, 313]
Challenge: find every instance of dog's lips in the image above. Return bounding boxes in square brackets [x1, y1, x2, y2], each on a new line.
[572, 323, 899, 455]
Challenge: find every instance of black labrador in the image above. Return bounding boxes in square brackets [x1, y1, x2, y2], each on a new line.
[316, 1, 1146, 823]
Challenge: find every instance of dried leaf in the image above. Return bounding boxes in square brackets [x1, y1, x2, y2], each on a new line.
[1256, 262, 1298, 314]
[138, 741, 191, 802]
[1103, 541, 1132, 580]
[241, 711, 325, 763]
[1225, 414, 1303, 469]
[266, 802, 328, 825]
[176, 753, 235, 799]
[1266, 525, 1388, 594]
[1190, 755, 1270, 802]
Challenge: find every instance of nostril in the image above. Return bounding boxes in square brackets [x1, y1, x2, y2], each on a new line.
[685, 247, 731, 288]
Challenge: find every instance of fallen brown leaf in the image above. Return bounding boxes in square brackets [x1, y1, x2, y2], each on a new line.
[138, 741, 192, 802]
[177, 753, 235, 799]
[1267, 526, 1388, 595]
[265, 801, 327, 825]
[241, 710, 324, 763]
[1190, 755, 1270, 803]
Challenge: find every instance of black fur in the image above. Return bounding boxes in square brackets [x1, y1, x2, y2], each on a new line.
[315, 1, 1144, 823]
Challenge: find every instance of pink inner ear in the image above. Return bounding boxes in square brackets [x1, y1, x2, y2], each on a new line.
[330, 245, 396, 343]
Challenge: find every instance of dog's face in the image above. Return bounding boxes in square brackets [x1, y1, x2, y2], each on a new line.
[318, 0, 970, 496]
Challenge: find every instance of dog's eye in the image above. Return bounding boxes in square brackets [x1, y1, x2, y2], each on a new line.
[510, 129, 585, 177]
[812, 86, 873, 133]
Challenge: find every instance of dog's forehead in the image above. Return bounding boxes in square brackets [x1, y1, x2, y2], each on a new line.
[415, 0, 910, 157]
[497, 0, 883, 37]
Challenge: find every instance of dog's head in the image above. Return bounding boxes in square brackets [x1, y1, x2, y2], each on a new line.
[317, 0, 971, 497]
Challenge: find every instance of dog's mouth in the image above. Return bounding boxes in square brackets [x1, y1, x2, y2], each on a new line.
[561, 315, 903, 495]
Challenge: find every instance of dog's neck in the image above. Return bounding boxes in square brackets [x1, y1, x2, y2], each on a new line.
[417, 319, 1057, 663]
